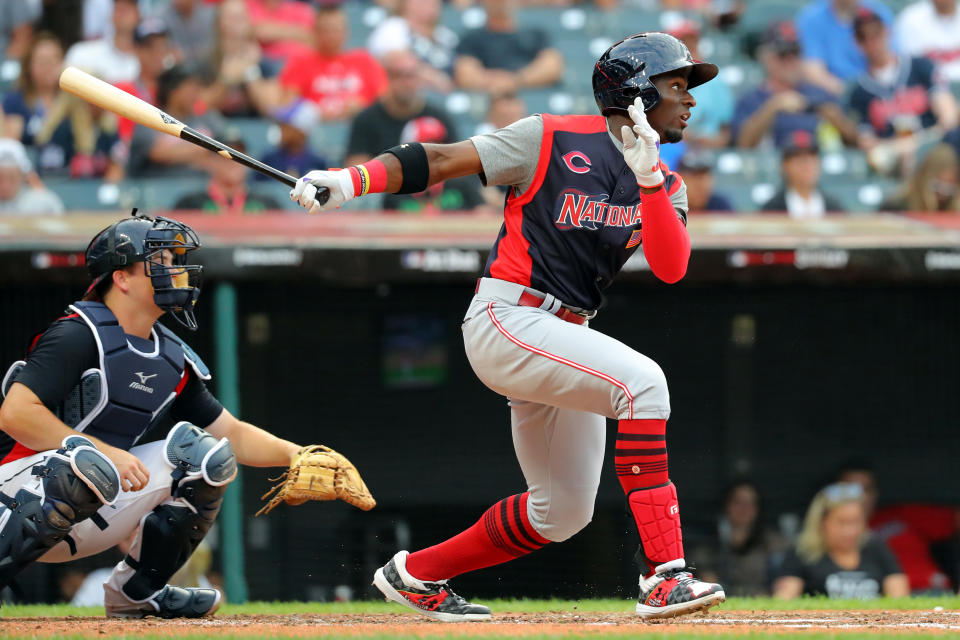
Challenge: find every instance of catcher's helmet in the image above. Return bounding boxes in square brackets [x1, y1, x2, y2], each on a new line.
[593, 32, 718, 115]
[85, 211, 203, 330]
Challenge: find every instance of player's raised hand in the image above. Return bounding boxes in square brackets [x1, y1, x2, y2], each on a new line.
[621, 97, 664, 189]
[289, 169, 355, 214]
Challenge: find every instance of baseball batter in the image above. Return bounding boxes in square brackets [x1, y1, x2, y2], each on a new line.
[0, 214, 305, 616]
[291, 32, 725, 621]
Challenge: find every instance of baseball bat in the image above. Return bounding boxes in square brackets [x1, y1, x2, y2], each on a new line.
[58, 66, 330, 204]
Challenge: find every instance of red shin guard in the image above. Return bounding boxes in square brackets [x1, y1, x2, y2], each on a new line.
[405, 492, 549, 582]
[628, 481, 684, 571]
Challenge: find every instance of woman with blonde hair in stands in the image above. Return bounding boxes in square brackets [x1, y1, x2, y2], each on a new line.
[773, 483, 909, 599]
[2, 33, 72, 175]
[885, 144, 960, 212]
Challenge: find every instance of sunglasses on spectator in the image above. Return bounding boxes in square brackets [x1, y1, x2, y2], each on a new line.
[821, 482, 864, 503]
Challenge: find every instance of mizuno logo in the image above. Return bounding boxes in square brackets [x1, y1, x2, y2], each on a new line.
[130, 372, 157, 394]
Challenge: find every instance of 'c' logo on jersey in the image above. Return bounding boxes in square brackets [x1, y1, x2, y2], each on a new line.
[562, 150, 591, 174]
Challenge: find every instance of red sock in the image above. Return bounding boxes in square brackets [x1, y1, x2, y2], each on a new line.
[405, 492, 549, 582]
[616, 419, 683, 571]
[615, 419, 668, 492]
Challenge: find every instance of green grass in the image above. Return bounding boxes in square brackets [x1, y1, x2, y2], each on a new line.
[2, 595, 957, 617]
[1, 597, 957, 640]
[1, 635, 947, 640]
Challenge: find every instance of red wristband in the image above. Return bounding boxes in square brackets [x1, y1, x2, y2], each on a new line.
[346, 166, 363, 196]
[351, 159, 388, 196]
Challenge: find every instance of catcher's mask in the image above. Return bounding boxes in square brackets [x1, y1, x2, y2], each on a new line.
[84, 210, 203, 331]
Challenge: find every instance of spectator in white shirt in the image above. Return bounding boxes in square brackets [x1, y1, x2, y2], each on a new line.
[367, 0, 459, 93]
[760, 131, 846, 217]
[0, 138, 65, 216]
[895, 0, 960, 82]
[65, 0, 140, 83]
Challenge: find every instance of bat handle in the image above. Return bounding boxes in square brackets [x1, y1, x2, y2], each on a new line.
[315, 186, 330, 206]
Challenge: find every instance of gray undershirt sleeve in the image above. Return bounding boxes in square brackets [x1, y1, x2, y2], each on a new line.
[470, 113, 690, 219]
[670, 180, 689, 219]
[469, 115, 544, 195]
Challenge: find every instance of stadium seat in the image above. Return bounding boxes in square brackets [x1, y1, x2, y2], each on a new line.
[732, 0, 803, 33]
[310, 122, 352, 166]
[230, 118, 275, 159]
[820, 149, 871, 184]
[46, 177, 209, 211]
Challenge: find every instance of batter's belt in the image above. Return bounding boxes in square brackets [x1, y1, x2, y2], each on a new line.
[475, 278, 596, 325]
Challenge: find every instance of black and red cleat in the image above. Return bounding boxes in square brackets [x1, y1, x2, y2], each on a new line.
[373, 551, 491, 622]
[636, 559, 725, 620]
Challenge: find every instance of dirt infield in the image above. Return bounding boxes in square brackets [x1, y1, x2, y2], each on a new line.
[2, 610, 958, 637]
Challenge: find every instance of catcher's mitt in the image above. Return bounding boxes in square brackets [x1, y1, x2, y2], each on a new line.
[256, 445, 375, 516]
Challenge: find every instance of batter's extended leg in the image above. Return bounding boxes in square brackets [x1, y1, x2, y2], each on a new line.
[616, 418, 725, 619]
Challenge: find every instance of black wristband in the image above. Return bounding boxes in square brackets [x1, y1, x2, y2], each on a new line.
[384, 143, 430, 194]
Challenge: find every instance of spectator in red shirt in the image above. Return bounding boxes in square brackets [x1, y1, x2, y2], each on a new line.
[246, 0, 314, 71]
[277, 5, 387, 121]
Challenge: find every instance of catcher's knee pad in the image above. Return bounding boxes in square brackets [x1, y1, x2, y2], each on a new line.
[0, 436, 120, 587]
[526, 487, 595, 543]
[163, 421, 237, 491]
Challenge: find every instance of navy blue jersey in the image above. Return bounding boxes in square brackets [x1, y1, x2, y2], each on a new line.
[849, 56, 942, 138]
[480, 114, 686, 311]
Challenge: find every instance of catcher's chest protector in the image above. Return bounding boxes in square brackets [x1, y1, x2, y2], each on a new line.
[3, 302, 210, 451]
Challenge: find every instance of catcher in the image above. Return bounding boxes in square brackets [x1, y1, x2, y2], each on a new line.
[0, 212, 373, 617]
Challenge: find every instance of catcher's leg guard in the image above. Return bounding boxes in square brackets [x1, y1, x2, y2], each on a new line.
[0, 436, 120, 588]
[105, 423, 234, 616]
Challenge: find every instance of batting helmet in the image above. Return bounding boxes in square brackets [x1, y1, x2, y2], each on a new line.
[592, 32, 718, 115]
[85, 211, 203, 330]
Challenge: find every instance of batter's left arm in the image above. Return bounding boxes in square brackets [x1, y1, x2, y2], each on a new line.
[382, 141, 484, 191]
[621, 99, 691, 284]
[289, 141, 485, 214]
[637, 183, 690, 284]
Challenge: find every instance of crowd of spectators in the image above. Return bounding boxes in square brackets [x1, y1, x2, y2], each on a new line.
[687, 466, 959, 598]
[1, 0, 960, 216]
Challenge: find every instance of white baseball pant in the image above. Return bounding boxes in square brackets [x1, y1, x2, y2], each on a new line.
[462, 278, 671, 542]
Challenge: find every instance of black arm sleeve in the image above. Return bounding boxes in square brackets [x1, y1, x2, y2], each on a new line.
[167, 368, 224, 429]
[13, 319, 99, 410]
